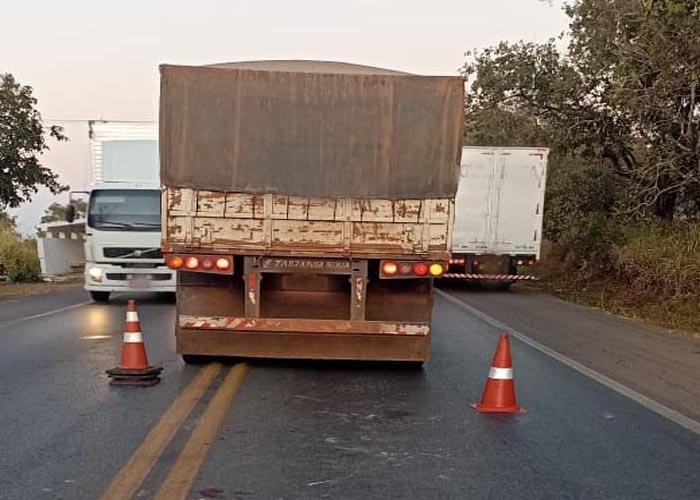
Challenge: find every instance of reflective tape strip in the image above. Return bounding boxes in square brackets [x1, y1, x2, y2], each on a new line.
[126, 311, 139, 322]
[123, 331, 143, 343]
[489, 367, 513, 380]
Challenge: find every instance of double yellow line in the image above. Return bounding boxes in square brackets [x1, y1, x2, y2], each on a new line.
[100, 363, 248, 500]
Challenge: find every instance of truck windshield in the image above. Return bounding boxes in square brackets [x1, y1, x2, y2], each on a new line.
[88, 189, 161, 232]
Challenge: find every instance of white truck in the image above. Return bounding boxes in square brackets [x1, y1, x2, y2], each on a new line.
[69, 121, 176, 302]
[443, 146, 549, 288]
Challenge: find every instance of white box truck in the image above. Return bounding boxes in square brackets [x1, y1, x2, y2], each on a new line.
[70, 121, 176, 302]
[443, 146, 548, 288]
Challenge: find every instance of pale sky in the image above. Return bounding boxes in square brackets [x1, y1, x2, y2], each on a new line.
[3, 0, 569, 234]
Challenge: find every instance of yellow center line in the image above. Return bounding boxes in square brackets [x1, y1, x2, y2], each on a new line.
[154, 363, 249, 500]
[99, 363, 222, 500]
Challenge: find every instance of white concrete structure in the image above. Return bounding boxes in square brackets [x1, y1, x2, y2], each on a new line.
[37, 219, 86, 277]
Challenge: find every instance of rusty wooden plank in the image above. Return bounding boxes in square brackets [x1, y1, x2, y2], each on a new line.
[165, 188, 453, 256]
[193, 217, 266, 246]
[196, 190, 226, 216]
[272, 220, 344, 246]
[167, 187, 195, 215]
[224, 193, 257, 219]
[271, 195, 289, 220]
[167, 216, 193, 243]
[307, 197, 338, 221]
[394, 199, 421, 223]
[351, 222, 418, 250]
[287, 196, 309, 220]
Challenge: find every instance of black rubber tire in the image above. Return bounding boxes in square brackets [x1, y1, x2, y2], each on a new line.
[90, 291, 110, 302]
[403, 361, 425, 370]
[182, 354, 210, 365]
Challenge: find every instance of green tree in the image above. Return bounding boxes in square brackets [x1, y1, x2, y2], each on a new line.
[0, 73, 68, 209]
[40, 200, 86, 224]
[463, 0, 700, 220]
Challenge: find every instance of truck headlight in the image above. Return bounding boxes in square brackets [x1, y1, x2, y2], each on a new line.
[88, 267, 103, 282]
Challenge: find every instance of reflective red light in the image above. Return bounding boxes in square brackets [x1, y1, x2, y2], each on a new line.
[413, 263, 429, 276]
[398, 263, 413, 275]
[201, 258, 214, 270]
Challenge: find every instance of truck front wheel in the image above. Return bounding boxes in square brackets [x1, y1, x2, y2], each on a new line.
[90, 291, 110, 302]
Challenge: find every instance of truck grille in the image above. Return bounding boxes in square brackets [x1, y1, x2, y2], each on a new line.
[103, 247, 163, 259]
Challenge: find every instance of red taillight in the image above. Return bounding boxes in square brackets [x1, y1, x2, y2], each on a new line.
[168, 256, 184, 269]
[382, 262, 398, 276]
[215, 258, 231, 271]
[201, 258, 214, 270]
[413, 263, 429, 276]
[184, 256, 199, 269]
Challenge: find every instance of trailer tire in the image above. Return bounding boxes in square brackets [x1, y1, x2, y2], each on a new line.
[403, 361, 424, 370]
[182, 354, 210, 365]
[90, 291, 110, 302]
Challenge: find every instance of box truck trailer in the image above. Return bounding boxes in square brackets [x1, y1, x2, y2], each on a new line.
[443, 146, 549, 288]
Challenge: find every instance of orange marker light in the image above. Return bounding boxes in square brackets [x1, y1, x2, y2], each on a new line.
[168, 256, 184, 269]
[429, 263, 445, 276]
[184, 256, 199, 269]
[215, 258, 231, 271]
[382, 262, 398, 276]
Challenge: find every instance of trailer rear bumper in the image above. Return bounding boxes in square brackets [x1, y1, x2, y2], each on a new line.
[176, 317, 430, 361]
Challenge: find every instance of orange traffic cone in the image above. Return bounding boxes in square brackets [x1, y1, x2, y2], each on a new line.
[106, 300, 163, 386]
[472, 333, 525, 413]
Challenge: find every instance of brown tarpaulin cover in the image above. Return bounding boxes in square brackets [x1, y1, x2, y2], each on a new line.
[160, 61, 464, 199]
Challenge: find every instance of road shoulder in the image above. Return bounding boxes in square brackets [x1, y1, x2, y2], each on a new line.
[438, 285, 700, 424]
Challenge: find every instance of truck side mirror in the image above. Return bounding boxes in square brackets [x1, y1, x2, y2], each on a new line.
[65, 204, 76, 223]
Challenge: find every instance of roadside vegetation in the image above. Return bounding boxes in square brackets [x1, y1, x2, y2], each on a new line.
[0, 72, 71, 288]
[465, 0, 700, 334]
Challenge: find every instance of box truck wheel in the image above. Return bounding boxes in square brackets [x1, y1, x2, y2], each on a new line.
[90, 291, 110, 302]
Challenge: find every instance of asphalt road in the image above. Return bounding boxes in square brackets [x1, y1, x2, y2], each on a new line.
[0, 285, 698, 500]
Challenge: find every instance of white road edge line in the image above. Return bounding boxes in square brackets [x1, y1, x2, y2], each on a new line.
[435, 289, 700, 436]
[0, 301, 93, 329]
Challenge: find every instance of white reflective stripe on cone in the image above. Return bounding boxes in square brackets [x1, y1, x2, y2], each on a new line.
[123, 332, 143, 343]
[126, 311, 139, 322]
[489, 367, 514, 380]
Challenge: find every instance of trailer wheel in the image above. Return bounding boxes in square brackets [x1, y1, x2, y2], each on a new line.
[90, 291, 110, 302]
[403, 361, 424, 370]
[182, 354, 211, 365]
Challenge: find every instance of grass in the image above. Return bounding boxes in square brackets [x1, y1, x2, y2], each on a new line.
[536, 221, 700, 337]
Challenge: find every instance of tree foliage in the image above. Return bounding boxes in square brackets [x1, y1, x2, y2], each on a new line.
[40, 200, 86, 224]
[463, 0, 700, 220]
[0, 73, 68, 209]
[0, 211, 17, 231]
